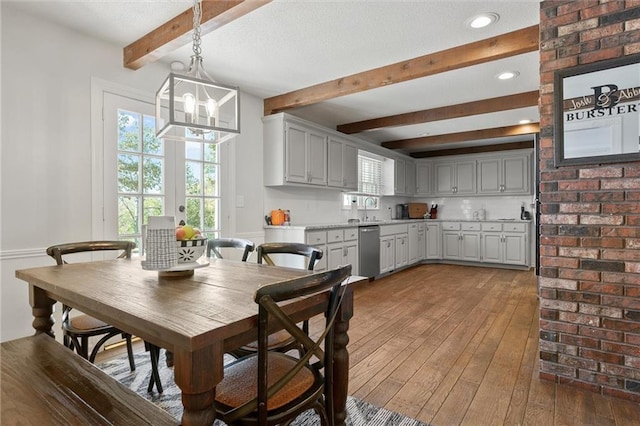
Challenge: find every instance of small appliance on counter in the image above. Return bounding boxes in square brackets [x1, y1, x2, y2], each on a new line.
[395, 204, 409, 220]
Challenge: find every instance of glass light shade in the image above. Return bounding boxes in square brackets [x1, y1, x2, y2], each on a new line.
[155, 63, 240, 144]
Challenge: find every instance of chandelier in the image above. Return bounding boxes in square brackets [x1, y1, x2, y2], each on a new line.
[155, 0, 240, 143]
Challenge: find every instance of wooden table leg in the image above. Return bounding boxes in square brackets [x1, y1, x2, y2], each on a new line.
[333, 287, 354, 426]
[29, 285, 55, 337]
[173, 342, 223, 426]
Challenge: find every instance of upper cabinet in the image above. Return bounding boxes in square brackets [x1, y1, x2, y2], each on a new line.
[284, 121, 327, 186]
[264, 113, 359, 189]
[415, 161, 432, 195]
[384, 158, 416, 196]
[394, 159, 406, 195]
[328, 136, 358, 191]
[427, 150, 532, 197]
[477, 153, 531, 195]
[434, 160, 476, 196]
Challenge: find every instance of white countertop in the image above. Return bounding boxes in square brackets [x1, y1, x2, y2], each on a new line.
[264, 218, 532, 231]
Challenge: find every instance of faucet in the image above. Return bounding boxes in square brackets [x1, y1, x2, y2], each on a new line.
[363, 197, 374, 221]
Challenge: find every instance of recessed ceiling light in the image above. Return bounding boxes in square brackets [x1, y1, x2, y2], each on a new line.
[466, 12, 499, 29]
[519, 119, 532, 124]
[497, 71, 520, 80]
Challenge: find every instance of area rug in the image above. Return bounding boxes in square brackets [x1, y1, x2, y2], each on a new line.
[98, 349, 429, 425]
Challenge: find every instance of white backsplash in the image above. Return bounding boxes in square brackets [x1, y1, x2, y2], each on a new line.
[413, 195, 537, 221]
[265, 187, 536, 225]
[264, 187, 345, 225]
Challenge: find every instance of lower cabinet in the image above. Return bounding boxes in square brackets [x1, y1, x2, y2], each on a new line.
[326, 228, 359, 273]
[417, 223, 425, 261]
[425, 222, 441, 259]
[395, 233, 409, 268]
[441, 222, 481, 262]
[408, 223, 422, 264]
[379, 224, 409, 273]
[481, 222, 528, 266]
[265, 226, 359, 273]
[380, 236, 395, 274]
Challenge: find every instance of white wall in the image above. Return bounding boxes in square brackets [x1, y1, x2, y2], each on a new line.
[0, 4, 265, 341]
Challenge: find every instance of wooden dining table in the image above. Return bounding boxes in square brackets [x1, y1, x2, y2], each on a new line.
[15, 258, 354, 426]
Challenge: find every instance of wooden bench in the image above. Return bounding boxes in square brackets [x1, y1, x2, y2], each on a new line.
[1, 334, 177, 425]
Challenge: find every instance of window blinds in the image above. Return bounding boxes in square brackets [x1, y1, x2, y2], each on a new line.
[358, 154, 383, 195]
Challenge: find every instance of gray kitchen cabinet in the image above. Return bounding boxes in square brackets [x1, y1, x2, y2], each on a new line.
[441, 222, 481, 261]
[477, 153, 530, 195]
[481, 222, 528, 266]
[263, 114, 327, 187]
[405, 160, 416, 195]
[305, 229, 328, 271]
[265, 226, 360, 273]
[408, 222, 421, 264]
[425, 222, 441, 259]
[395, 233, 409, 268]
[326, 228, 359, 274]
[395, 159, 406, 195]
[380, 236, 395, 273]
[415, 161, 433, 195]
[385, 158, 416, 196]
[380, 223, 409, 272]
[434, 161, 476, 195]
[327, 136, 358, 190]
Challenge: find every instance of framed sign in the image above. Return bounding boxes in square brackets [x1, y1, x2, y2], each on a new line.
[554, 54, 640, 167]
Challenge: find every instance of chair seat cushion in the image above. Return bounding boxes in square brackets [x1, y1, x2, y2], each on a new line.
[68, 314, 111, 331]
[215, 352, 315, 411]
[241, 329, 294, 351]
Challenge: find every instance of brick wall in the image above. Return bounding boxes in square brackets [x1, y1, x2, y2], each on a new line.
[539, 1, 640, 401]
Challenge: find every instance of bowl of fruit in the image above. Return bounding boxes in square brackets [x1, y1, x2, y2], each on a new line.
[175, 225, 207, 263]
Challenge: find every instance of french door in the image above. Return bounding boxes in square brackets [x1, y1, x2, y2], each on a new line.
[102, 92, 221, 250]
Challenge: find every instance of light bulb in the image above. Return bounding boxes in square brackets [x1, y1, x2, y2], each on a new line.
[205, 98, 217, 117]
[183, 93, 196, 114]
[205, 98, 217, 127]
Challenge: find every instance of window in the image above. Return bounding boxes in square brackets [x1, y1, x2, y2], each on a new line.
[116, 109, 165, 249]
[184, 136, 220, 237]
[343, 151, 383, 209]
[103, 91, 222, 252]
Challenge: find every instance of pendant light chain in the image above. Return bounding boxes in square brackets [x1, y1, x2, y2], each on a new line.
[192, 0, 203, 57]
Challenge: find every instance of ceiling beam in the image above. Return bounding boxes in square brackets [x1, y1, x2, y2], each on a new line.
[381, 123, 540, 150]
[124, 1, 271, 70]
[337, 91, 539, 134]
[263, 24, 539, 115]
[411, 141, 535, 158]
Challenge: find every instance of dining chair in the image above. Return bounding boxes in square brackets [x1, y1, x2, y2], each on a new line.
[229, 242, 324, 359]
[214, 264, 352, 426]
[256, 242, 323, 271]
[45, 241, 137, 371]
[207, 237, 255, 262]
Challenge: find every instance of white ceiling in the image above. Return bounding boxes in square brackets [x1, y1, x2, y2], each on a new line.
[7, 0, 541, 154]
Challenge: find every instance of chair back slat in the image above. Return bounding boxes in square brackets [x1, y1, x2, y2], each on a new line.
[256, 242, 323, 271]
[206, 238, 255, 261]
[46, 241, 135, 265]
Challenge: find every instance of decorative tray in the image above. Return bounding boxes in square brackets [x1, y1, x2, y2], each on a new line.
[141, 259, 209, 272]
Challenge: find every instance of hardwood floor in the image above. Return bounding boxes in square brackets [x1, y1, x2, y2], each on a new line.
[343, 264, 640, 426]
[96, 263, 640, 425]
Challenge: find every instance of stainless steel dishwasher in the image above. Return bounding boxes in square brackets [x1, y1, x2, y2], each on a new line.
[359, 225, 380, 278]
